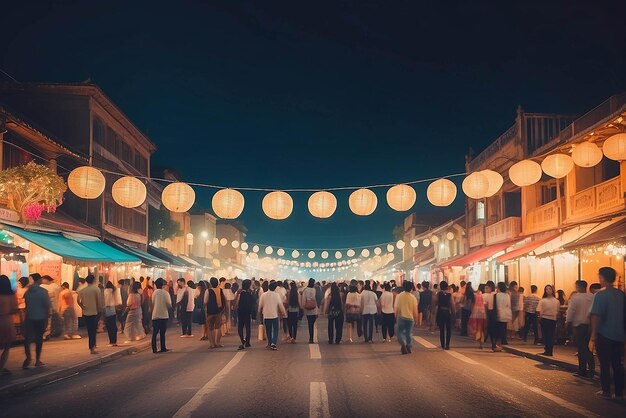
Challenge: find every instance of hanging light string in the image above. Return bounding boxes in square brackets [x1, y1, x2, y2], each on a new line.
[220, 238, 403, 252]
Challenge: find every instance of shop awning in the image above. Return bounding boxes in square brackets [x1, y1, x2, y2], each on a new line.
[497, 233, 561, 263]
[562, 217, 626, 250]
[2, 224, 140, 263]
[178, 255, 203, 268]
[439, 240, 520, 268]
[148, 246, 191, 268]
[106, 241, 169, 268]
[533, 217, 625, 256]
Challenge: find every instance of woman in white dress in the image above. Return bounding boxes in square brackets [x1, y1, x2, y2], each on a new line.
[124, 282, 145, 342]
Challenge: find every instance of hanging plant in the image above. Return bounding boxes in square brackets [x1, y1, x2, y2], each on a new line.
[0, 161, 67, 223]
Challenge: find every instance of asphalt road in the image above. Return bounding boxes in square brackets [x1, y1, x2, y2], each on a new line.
[0, 318, 623, 418]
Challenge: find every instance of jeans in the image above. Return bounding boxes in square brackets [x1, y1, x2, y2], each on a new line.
[596, 334, 624, 396]
[62, 307, 77, 336]
[152, 318, 168, 352]
[574, 324, 595, 376]
[381, 313, 395, 339]
[461, 308, 471, 336]
[23, 318, 47, 361]
[498, 321, 508, 345]
[306, 315, 317, 342]
[362, 314, 374, 342]
[520, 312, 538, 343]
[238, 313, 251, 345]
[487, 309, 497, 349]
[287, 311, 298, 339]
[84, 315, 98, 350]
[180, 310, 192, 335]
[437, 310, 452, 348]
[264, 318, 279, 346]
[105, 314, 117, 344]
[397, 317, 414, 349]
[541, 318, 556, 355]
[327, 312, 343, 343]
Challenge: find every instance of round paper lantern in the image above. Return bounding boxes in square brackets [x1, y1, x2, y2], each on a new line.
[265, 246, 274, 255]
[220, 238, 228, 246]
[427, 179, 457, 207]
[308, 251, 316, 259]
[262, 191, 293, 220]
[396, 240, 405, 250]
[347, 249, 355, 257]
[462, 172, 489, 199]
[321, 251, 329, 259]
[308, 191, 337, 218]
[252, 245, 260, 253]
[292, 250, 300, 258]
[240, 242, 249, 251]
[277, 248, 285, 256]
[68, 166, 105, 199]
[361, 249, 370, 257]
[387, 244, 395, 252]
[231, 240, 240, 249]
[349, 188, 377, 216]
[162, 182, 195, 212]
[480, 170, 504, 197]
[212, 188, 245, 219]
[112, 176, 146, 208]
[373, 247, 382, 255]
[431, 235, 439, 243]
[423, 239, 430, 247]
[446, 232, 455, 240]
[509, 160, 542, 187]
[335, 251, 342, 259]
[410, 239, 419, 248]
[541, 154, 574, 179]
[572, 142, 603, 167]
[386, 184, 416, 211]
[603, 133, 626, 161]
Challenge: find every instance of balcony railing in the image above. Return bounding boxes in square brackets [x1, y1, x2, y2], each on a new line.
[525, 200, 561, 235]
[468, 223, 485, 248]
[486, 217, 521, 245]
[567, 176, 624, 221]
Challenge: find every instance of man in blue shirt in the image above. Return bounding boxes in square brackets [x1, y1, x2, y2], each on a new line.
[23, 273, 51, 369]
[590, 267, 624, 400]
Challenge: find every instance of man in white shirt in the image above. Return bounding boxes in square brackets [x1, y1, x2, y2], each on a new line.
[176, 278, 194, 337]
[152, 278, 172, 353]
[258, 281, 287, 350]
[360, 282, 378, 343]
[378, 284, 395, 342]
[566, 280, 595, 378]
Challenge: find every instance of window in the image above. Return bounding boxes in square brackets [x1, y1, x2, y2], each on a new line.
[476, 201, 485, 221]
[105, 200, 146, 235]
[93, 118, 105, 145]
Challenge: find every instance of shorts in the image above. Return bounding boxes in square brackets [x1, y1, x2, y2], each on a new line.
[346, 313, 361, 324]
[207, 313, 222, 330]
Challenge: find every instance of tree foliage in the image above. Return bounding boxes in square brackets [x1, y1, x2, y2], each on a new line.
[148, 205, 181, 242]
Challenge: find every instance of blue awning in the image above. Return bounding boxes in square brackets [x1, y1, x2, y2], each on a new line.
[106, 240, 169, 268]
[148, 245, 194, 268]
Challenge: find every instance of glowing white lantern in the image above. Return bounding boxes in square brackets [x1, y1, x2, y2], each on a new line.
[308, 191, 337, 218]
[335, 251, 342, 259]
[541, 154, 574, 179]
[308, 251, 316, 259]
[572, 142, 603, 167]
[220, 238, 228, 246]
[265, 246, 274, 255]
[292, 250, 300, 258]
[162, 182, 195, 212]
[480, 170, 503, 197]
[68, 166, 105, 199]
[603, 133, 626, 161]
[423, 239, 431, 247]
[241, 242, 249, 251]
[396, 240, 405, 249]
[347, 249, 355, 257]
[374, 247, 382, 255]
[262, 191, 293, 220]
[112, 176, 146, 208]
[361, 249, 370, 257]
[231, 240, 240, 249]
[348, 188, 377, 216]
[431, 235, 439, 243]
[446, 232, 455, 240]
[410, 239, 419, 248]
[386, 184, 416, 211]
[252, 245, 260, 253]
[427, 179, 457, 207]
[321, 251, 329, 259]
[509, 160, 542, 187]
[277, 248, 285, 256]
[462, 172, 489, 199]
[212, 188, 245, 219]
[387, 244, 395, 252]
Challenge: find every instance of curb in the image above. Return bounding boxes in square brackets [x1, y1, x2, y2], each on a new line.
[0, 341, 151, 397]
[502, 345, 579, 373]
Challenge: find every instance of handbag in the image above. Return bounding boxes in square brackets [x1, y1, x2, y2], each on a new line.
[258, 324, 266, 341]
[304, 298, 316, 310]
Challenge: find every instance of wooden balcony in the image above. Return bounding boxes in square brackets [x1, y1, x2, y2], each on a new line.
[468, 223, 485, 248]
[567, 176, 624, 222]
[525, 200, 561, 235]
[486, 217, 521, 245]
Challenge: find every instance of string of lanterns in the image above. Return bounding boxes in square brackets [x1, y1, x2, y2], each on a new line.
[65, 134, 626, 219]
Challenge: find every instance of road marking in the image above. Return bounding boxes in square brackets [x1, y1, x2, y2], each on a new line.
[172, 352, 247, 418]
[314, 322, 319, 343]
[310, 382, 331, 418]
[445, 349, 480, 365]
[309, 343, 322, 359]
[413, 336, 437, 349]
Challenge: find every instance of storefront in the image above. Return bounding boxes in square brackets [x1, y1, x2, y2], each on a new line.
[106, 240, 169, 281]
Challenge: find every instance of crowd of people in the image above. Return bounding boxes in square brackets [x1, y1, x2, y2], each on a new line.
[0, 266, 622, 399]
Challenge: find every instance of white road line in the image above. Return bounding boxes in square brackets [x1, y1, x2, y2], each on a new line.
[309, 343, 322, 359]
[314, 322, 319, 343]
[309, 382, 331, 418]
[413, 336, 437, 349]
[445, 349, 480, 365]
[172, 352, 247, 418]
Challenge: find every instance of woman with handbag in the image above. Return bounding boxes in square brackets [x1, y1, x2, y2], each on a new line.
[302, 278, 318, 344]
[103, 281, 122, 347]
[345, 285, 362, 343]
[326, 283, 344, 344]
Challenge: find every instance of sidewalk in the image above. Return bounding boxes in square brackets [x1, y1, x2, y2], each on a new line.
[0, 331, 151, 396]
[502, 338, 588, 374]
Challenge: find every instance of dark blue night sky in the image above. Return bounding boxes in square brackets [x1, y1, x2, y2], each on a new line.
[2, 1, 625, 249]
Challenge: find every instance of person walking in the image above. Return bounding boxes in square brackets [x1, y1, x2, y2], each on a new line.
[117, 279, 129, 332]
[124, 282, 145, 343]
[103, 281, 122, 347]
[286, 282, 300, 343]
[519, 285, 540, 344]
[0, 275, 17, 375]
[58, 282, 79, 340]
[302, 278, 318, 344]
[204, 277, 226, 349]
[23, 273, 50, 368]
[77, 275, 102, 355]
[258, 281, 286, 350]
[151, 278, 172, 353]
[326, 283, 344, 344]
[345, 285, 362, 343]
[495, 282, 512, 347]
[566, 280, 595, 378]
[536, 285, 559, 357]
[176, 278, 194, 338]
[590, 267, 624, 400]
[483, 281, 499, 351]
[418, 281, 432, 328]
[436, 281, 454, 350]
[460, 282, 473, 337]
[394, 280, 418, 354]
[360, 281, 378, 343]
[235, 279, 254, 350]
[194, 281, 208, 340]
[468, 284, 486, 349]
[378, 283, 395, 342]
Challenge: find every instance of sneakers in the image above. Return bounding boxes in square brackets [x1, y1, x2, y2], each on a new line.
[400, 344, 407, 355]
[238, 344, 245, 350]
[270, 344, 277, 351]
[595, 390, 612, 400]
[63, 334, 72, 340]
[72, 335, 82, 339]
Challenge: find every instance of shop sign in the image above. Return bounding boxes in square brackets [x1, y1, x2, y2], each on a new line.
[39, 259, 62, 280]
[0, 207, 19, 223]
